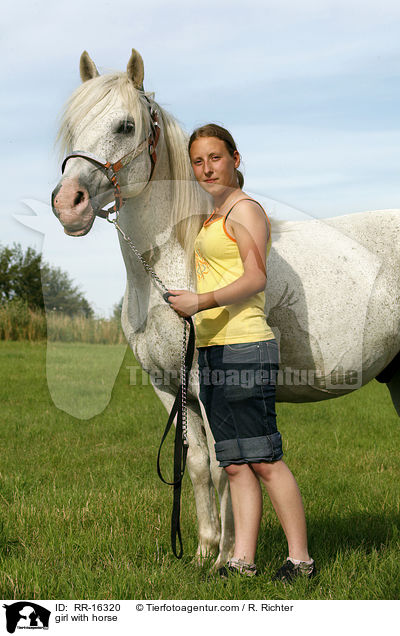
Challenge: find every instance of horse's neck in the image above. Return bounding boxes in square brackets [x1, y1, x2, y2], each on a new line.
[120, 152, 189, 295]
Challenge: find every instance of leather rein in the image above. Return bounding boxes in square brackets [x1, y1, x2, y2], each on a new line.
[60, 99, 194, 559]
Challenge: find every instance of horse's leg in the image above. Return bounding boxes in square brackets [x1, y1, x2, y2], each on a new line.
[376, 350, 400, 417]
[151, 384, 221, 558]
[387, 368, 400, 417]
[185, 398, 222, 559]
[197, 399, 235, 569]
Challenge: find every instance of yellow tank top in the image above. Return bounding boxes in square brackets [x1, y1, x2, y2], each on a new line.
[194, 199, 275, 347]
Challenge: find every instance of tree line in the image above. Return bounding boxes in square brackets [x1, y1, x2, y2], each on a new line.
[0, 243, 93, 317]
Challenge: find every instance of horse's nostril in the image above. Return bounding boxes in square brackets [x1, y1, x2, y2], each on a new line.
[74, 190, 86, 207]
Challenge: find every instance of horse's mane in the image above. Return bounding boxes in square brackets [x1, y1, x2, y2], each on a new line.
[56, 73, 291, 280]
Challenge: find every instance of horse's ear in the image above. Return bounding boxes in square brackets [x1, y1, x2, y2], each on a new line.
[80, 51, 100, 82]
[127, 49, 144, 90]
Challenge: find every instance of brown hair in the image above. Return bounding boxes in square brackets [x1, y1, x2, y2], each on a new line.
[188, 123, 244, 188]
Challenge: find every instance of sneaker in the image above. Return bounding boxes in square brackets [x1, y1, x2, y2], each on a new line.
[272, 557, 316, 583]
[218, 558, 258, 579]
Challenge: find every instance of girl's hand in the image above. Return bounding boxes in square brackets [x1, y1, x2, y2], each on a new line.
[167, 290, 199, 318]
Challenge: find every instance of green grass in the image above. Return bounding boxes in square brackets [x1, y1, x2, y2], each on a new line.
[45, 342, 127, 419]
[0, 341, 399, 600]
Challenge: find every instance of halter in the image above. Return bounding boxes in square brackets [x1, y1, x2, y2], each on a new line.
[61, 100, 161, 218]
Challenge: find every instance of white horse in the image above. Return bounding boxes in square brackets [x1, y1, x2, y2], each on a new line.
[52, 49, 400, 566]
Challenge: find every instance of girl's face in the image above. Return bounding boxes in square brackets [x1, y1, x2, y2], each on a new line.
[189, 136, 240, 196]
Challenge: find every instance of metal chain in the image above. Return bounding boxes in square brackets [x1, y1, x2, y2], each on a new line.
[112, 217, 169, 294]
[110, 215, 189, 446]
[180, 319, 188, 446]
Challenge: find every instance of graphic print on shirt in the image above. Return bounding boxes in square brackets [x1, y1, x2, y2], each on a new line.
[195, 249, 210, 281]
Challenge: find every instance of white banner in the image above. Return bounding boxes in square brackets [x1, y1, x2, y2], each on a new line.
[1, 599, 399, 635]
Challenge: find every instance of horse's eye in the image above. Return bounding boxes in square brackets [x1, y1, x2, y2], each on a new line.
[116, 120, 135, 134]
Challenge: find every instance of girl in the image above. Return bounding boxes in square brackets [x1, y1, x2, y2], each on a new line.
[167, 124, 315, 582]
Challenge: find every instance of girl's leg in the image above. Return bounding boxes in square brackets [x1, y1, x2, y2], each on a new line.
[251, 459, 309, 561]
[223, 463, 262, 563]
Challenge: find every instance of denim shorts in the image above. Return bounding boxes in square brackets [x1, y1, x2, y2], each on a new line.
[197, 339, 283, 467]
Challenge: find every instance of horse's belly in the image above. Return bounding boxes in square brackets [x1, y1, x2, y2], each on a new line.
[266, 218, 384, 396]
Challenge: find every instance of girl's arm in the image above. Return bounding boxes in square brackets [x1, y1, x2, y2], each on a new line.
[168, 200, 269, 318]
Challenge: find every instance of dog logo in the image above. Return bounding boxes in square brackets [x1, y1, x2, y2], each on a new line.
[3, 602, 51, 633]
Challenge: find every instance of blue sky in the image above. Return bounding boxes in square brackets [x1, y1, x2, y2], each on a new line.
[2, 0, 399, 315]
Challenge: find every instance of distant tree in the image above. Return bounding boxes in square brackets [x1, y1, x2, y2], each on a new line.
[0, 244, 42, 307]
[0, 243, 93, 317]
[41, 264, 93, 317]
[112, 296, 123, 321]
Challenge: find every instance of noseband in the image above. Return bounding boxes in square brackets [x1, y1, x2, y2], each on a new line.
[61, 99, 161, 218]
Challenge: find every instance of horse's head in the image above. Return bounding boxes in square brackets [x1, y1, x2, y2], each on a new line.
[52, 50, 159, 236]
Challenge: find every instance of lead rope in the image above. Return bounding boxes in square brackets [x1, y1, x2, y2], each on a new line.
[109, 213, 192, 558]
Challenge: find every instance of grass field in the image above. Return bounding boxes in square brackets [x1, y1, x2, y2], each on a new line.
[0, 341, 399, 600]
